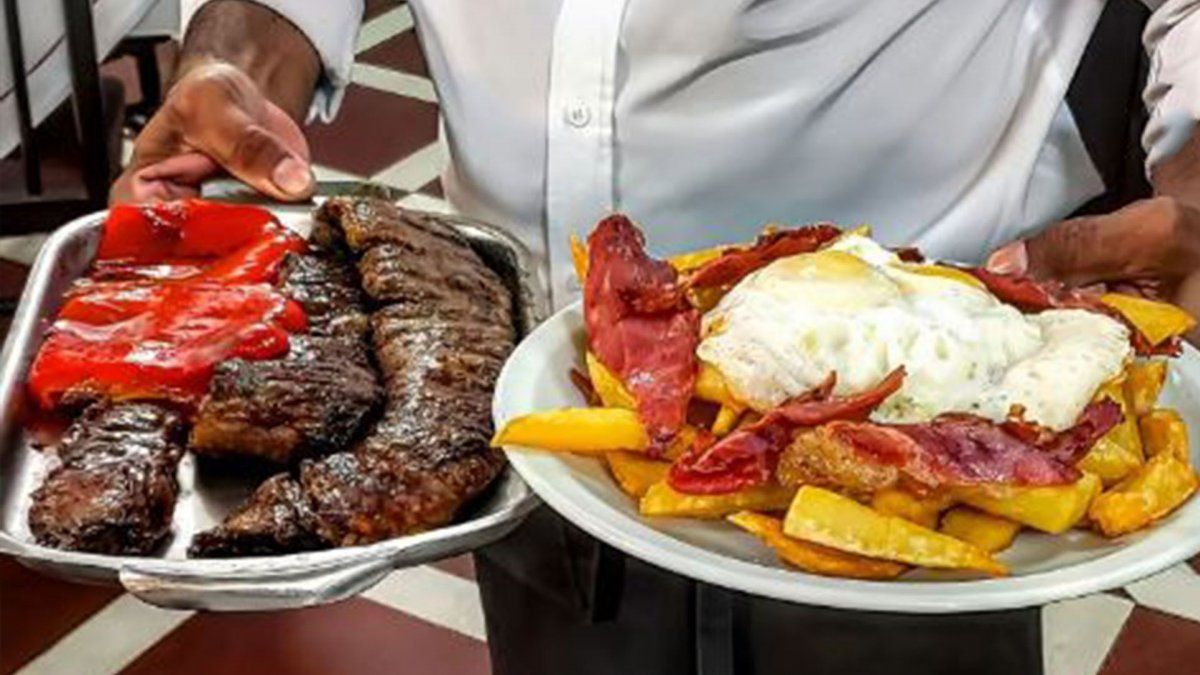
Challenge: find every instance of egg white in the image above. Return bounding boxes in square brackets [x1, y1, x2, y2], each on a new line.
[696, 235, 1131, 430]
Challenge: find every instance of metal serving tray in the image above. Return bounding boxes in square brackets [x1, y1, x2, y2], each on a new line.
[0, 195, 546, 611]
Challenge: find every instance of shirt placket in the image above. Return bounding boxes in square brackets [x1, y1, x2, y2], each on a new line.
[545, 0, 629, 308]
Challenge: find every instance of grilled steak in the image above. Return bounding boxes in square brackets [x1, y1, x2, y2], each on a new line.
[187, 474, 326, 557]
[189, 250, 382, 464]
[190, 198, 514, 556]
[28, 402, 186, 555]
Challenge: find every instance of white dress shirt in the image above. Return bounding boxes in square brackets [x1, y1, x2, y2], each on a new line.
[198, 0, 1200, 306]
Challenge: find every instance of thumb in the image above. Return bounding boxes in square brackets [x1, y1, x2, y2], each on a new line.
[986, 199, 1186, 286]
[195, 104, 314, 201]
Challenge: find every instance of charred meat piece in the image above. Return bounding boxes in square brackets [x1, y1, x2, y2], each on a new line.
[28, 403, 185, 555]
[191, 199, 515, 555]
[189, 250, 382, 464]
[188, 338, 381, 464]
[187, 474, 326, 557]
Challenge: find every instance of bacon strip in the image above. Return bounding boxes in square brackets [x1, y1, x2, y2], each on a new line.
[685, 224, 842, 289]
[585, 215, 700, 452]
[668, 369, 905, 494]
[824, 399, 1121, 489]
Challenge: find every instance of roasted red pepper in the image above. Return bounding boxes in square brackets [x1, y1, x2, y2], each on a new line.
[28, 200, 308, 409]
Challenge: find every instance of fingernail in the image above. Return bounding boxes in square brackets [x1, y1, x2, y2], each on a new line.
[272, 157, 313, 196]
[986, 241, 1028, 275]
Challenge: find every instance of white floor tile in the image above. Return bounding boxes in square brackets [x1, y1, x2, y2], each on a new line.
[1125, 563, 1200, 623]
[398, 191, 454, 214]
[351, 63, 437, 103]
[1042, 593, 1135, 675]
[0, 234, 50, 266]
[372, 142, 447, 192]
[16, 594, 194, 675]
[355, 5, 413, 54]
[363, 565, 487, 641]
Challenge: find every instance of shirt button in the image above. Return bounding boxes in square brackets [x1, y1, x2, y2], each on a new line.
[565, 101, 592, 128]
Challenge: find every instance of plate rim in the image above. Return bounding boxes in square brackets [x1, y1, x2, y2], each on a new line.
[495, 300, 1200, 613]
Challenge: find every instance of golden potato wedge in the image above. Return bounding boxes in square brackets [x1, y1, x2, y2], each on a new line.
[869, 488, 954, 530]
[783, 486, 1008, 576]
[493, 408, 649, 453]
[712, 406, 742, 437]
[695, 363, 744, 411]
[954, 473, 1101, 534]
[1101, 293, 1196, 347]
[728, 511, 906, 580]
[1139, 409, 1191, 463]
[1125, 360, 1168, 416]
[1088, 453, 1199, 537]
[570, 233, 588, 285]
[640, 481, 795, 519]
[669, 245, 730, 273]
[939, 507, 1021, 553]
[606, 451, 671, 499]
[1079, 377, 1144, 485]
[585, 352, 636, 409]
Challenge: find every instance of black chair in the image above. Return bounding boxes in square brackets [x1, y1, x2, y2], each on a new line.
[1, 0, 117, 234]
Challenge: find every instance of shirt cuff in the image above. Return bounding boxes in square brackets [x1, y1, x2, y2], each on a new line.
[182, 0, 363, 123]
[1143, 0, 1200, 171]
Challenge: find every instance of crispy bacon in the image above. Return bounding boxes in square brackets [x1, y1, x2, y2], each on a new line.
[585, 215, 700, 452]
[668, 369, 905, 494]
[818, 398, 1121, 490]
[685, 224, 842, 289]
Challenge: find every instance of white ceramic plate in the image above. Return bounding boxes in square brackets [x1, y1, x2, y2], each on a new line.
[494, 301, 1200, 613]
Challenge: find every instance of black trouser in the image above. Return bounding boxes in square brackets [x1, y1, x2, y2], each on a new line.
[476, 2, 1151, 673]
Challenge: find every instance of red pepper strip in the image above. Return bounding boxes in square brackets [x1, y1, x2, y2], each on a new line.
[668, 368, 906, 494]
[98, 200, 280, 263]
[685, 224, 842, 290]
[585, 215, 700, 453]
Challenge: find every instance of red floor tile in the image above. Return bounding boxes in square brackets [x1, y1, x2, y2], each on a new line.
[358, 30, 430, 78]
[307, 84, 438, 177]
[0, 556, 123, 674]
[418, 177, 443, 198]
[1099, 606, 1200, 675]
[364, 0, 403, 20]
[432, 554, 475, 580]
[120, 598, 489, 675]
[0, 259, 29, 299]
[1190, 553, 1199, 575]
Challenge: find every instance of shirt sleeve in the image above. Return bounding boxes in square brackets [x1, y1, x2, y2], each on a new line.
[1143, 0, 1200, 172]
[182, 0, 364, 122]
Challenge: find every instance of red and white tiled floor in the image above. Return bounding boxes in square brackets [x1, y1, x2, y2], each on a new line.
[3, 1, 1200, 672]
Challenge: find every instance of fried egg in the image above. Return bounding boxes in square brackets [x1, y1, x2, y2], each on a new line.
[696, 234, 1131, 430]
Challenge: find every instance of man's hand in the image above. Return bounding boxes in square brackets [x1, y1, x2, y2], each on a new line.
[987, 197, 1200, 338]
[110, 63, 313, 203]
[109, 0, 322, 204]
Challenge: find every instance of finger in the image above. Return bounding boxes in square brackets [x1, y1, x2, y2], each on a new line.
[110, 153, 219, 204]
[991, 198, 1200, 286]
[262, 101, 311, 161]
[180, 94, 314, 201]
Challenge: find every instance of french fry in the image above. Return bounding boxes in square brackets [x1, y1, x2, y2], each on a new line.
[493, 408, 648, 453]
[869, 488, 954, 530]
[712, 406, 742, 437]
[728, 511, 906, 580]
[1101, 293, 1196, 347]
[1125, 360, 1168, 416]
[570, 233, 588, 285]
[606, 451, 671, 498]
[1088, 453, 1199, 537]
[585, 352, 636, 409]
[939, 507, 1021, 553]
[782, 486, 1007, 576]
[695, 363, 744, 411]
[954, 473, 1101, 534]
[640, 481, 794, 519]
[1078, 377, 1144, 485]
[669, 245, 730, 273]
[1139, 409, 1191, 463]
